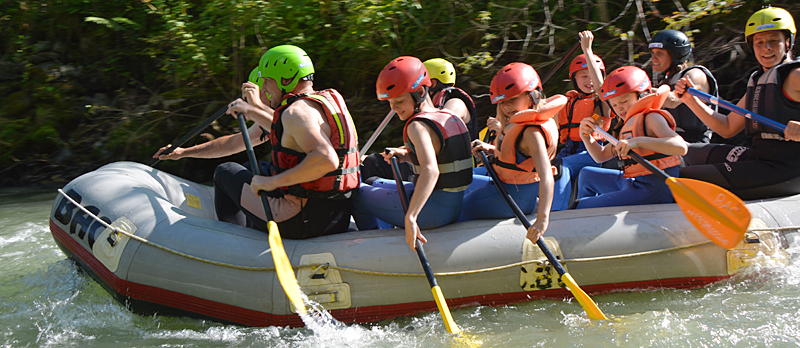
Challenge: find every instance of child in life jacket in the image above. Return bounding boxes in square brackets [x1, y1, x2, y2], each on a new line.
[352, 56, 473, 249]
[575, 66, 687, 209]
[556, 31, 612, 172]
[460, 62, 571, 233]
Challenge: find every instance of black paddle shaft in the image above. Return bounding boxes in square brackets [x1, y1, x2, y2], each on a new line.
[148, 94, 243, 167]
[389, 154, 439, 288]
[237, 113, 274, 222]
[477, 150, 568, 276]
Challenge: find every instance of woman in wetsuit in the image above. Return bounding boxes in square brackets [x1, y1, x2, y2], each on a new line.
[674, 6, 800, 200]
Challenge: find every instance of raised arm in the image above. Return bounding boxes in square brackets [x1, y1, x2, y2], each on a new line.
[579, 30, 612, 117]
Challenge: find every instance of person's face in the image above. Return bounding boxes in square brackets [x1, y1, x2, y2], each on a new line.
[573, 70, 594, 94]
[498, 92, 533, 116]
[387, 92, 416, 120]
[650, 48, 672, 73]
[752, 31, 789, 69]
[607, 92, 639, 118]
[263, 78, 282, 109]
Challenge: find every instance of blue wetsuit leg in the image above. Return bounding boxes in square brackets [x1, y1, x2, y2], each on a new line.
[558, 140, 601, 190]
[352, 182, 463, 230]
[459, 165, 572, 221]
[464, 172, 493, 195]
[575, 165, 678, 209]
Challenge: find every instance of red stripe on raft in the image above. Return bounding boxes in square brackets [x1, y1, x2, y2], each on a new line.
[50, 219, 730, 327]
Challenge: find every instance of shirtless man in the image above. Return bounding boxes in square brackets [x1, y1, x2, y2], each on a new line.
[153, 45, 359, 238]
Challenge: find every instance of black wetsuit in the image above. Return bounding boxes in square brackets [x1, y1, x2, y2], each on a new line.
[679, 60, 800, 200]
[663, 66, 718, 144]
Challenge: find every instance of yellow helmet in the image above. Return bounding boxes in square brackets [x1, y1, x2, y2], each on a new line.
[745, 7, 796, 48]
[423, 58, 456, 85]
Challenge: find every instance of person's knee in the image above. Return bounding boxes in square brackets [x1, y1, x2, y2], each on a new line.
[214, 162, 241, 184]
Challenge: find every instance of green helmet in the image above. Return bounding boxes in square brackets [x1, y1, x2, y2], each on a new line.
[259, 45, 315, 94]
[248, 67, 263, 89]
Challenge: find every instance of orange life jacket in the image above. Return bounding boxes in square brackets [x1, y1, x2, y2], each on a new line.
[492, 95, 566, 185]
[618, 86, 682, 178]
[557, 90, 610, 142]
[270, 89, 360, 199]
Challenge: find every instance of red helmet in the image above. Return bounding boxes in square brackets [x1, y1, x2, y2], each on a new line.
[600, 66, 651, 101]
[569, 54, 606, 78]
[490, 62, 542, 104]
[376, 56, 431, 100]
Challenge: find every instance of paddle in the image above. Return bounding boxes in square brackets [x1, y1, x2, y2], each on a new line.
[237, 113, 307, 315]
[388, 154, 461, 334]
[148, 94, 242, 167]
[359, 110, 395, 158]
[686, 88, 787, 132]
[591, 125, 750, 249]
[482, 41, 582, 143]
[476, 150, 609, 320]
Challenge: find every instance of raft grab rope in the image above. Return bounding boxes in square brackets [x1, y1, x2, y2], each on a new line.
[57, 189, 799, 278]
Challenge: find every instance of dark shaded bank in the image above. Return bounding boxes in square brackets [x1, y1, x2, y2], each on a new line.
[2, 1, 796, 187]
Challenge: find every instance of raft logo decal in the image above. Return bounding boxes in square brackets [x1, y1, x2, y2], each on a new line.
[53, 189, 112, 249]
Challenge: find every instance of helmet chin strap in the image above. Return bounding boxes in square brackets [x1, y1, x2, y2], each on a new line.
[529, 89, 543, 106]
[411, 86, 428, 114]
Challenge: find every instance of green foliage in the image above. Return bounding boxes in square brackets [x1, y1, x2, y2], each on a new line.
[663, 0, 744, 30]
[85, 16, 140, 31]
[1, 0, 795, 183]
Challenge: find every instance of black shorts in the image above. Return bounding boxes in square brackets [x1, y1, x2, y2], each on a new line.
[213, 162, 352, 239]
[680, 140, 800, 200]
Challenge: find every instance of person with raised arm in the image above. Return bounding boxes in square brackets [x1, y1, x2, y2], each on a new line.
[555, 31, 613, 193]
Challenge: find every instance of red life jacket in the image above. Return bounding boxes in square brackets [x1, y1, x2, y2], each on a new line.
[269, 89, 360, 199]
[432, 87, 479, 140]
[558, 90, 610, 142]
[492, 95, 566, 185]
[403, 111, 473, 192]
[618, 86, 682, 178]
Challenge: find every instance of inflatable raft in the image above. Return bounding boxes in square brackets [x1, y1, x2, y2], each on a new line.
[49, 161, 799, 327]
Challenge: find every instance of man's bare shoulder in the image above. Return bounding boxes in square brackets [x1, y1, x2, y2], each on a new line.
[281, 98, 326, 126]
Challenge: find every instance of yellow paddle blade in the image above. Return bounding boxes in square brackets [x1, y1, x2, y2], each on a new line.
[268, 221, 307, 314]
[561, 273, 609, 320]
[431, 286, 461, 334]
[666, 178, 750, 250]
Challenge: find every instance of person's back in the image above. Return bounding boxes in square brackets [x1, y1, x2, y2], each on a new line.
[352, 56, 472, 250]
[217, 45, 359, 238]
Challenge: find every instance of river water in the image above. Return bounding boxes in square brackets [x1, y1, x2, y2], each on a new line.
[2, 186, 800, 347]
